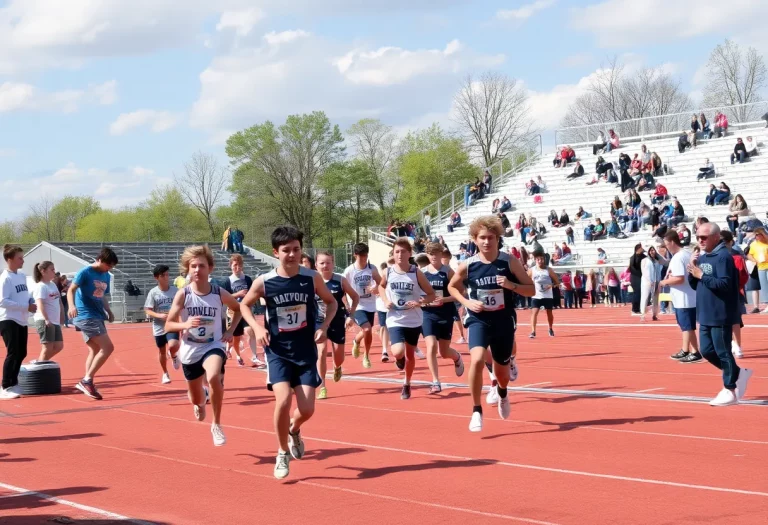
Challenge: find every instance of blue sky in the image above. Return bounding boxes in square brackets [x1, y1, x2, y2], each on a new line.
[0, 0, 765, 220]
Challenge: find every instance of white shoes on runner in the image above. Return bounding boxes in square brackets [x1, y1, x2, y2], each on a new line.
[498, 395, 511, 419]
[211, 424, 226, 446]
[274, 451, 290, 479]
[469, 411, 483, 432]
[161, 373, 171, 384]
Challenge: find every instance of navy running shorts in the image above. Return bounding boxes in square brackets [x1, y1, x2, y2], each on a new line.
[232, 318, 248, 337]
[467, 321, 515, 365]
[353, 310, 375, 327]
[154, 332, 179, 349]
[377, 311, 387, 327]
[674, 307, 697, 332]
[316, 318, 346, 345]
[266, 353, 322, 391]
[421, 315, 453, 341]
[531, 298, 554, 310]
[182, 348, 227, 381]
[388, 326, 421, 347]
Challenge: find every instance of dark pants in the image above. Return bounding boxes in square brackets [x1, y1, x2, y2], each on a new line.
[1, 320, 28, 389]
[699, 324, 740, 390]
[564, 290, 574, 308]
[630, 275, 641, 313]
[608, 286, 621, 304]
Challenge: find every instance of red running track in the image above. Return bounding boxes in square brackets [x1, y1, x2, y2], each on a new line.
[1, 308, 767, 524]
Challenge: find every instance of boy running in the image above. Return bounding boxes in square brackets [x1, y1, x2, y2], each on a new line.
[240, 226, 337, 480]
[422, 243, 464, 393]
[315, 251, 359, 399]
[164, 245, 241, 446]
[67, 248, 119, 400]
[441, 248, 467, 344]
[448, 217, 534, 431]
[528, 251, 559, 339]
[375, 260, 392, 363]
[222, 255, 257, 367]
[379, 238, 435, 399]
[342, 243, 380, 369]
[144, 265, 181, 384]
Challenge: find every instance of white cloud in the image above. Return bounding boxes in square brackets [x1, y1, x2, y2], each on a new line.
[264, 30, 311, 47]
[0, 80, 117, 113]
[497, 0, 555, 22]
[216, 8, 265, 36]
[527, 72, 598, 130]
[109, 110, 180, 136]
[572, 0, 761, 47]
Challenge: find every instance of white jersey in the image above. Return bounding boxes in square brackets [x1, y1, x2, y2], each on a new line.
[178, 284, 224, 365]
[532, 266, 554, 299]
[385, 265, 423, 329]
[343, 262, 377, 312]
[375, 295, 388, 313]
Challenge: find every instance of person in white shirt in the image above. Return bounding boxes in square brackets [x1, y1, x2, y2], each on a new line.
[1, 245, 37, 399]
[593, 132, 607, 156]
[32, 261, 64, 362]
[661, 232, 702, 363]
[744, 136, 758, 158]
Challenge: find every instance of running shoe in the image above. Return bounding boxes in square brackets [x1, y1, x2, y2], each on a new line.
[400, 384, 411, 400]
[274, 451, 290, 479]
[750, 308, 760, 314]
[171, 354, 180, 370]
[469, 411, 483, 432]
[454, 354, 465, 377]
[237, 356, 245, 367]
[498, 394, 511, 419]
[76, 379, 102, 400]
[194, 403, 206, 422]
[733, 342, 743, 358]
[415, 348, 426, 359]
[381, 352, 390, 363]
[529, 332, 536, 339]
[0, 387, 20, 400]
[429, 382, 442, 394]
[509, 358, 519, 382]
[317, 386, 328, 400]
[395, 357, 405, 371]
[548, 328, 555, 337]
[352, 341, 360, 359]
[710, 388, 738, 407]
[289, 428, 305, 459]
[736, 368, 753, 400]
[362, 355, 372, 369]
[486, 383, 499, 405]
[333, 366, 342, 382]
[161, 373, 171, 384]
[211, 424, 226, 446]
[670, 349, 688, 360]
[680, 353, 703, 364]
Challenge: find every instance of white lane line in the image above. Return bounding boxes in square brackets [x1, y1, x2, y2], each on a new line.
[635, 388, 665, 393]
[0, 481, 156, 524]
[521, 382, 552, 388]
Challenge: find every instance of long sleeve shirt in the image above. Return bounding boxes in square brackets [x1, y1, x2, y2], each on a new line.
[0, 269, 32, 326]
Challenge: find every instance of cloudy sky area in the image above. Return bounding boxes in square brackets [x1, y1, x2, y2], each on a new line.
[1, 0, 766, 220]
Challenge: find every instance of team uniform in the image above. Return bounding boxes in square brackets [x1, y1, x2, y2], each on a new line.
[385, 265, 424, 346]
[223, 273, 253, 336]
[145, 286, 180, 348]
[263, 266, 322, 390]
[422, 265, 455, 341]
[531, 267, 554, 310]
[316, 274, 346, 345]
[464, 252, 518, 365]
[376, 294, 388, 328]
[178, 285, 227, 381]
[343, 263, 376, 326]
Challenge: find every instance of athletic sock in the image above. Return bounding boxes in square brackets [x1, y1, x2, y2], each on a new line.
[83, 376, 92, 382]
[498, 387, 508, 399]
[484, 362, 493, 374]
[473, 405, 482, 414]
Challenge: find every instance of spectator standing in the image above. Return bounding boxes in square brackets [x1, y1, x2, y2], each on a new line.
[662, 232, 702, 363]
[1, 245, 36, 399]
[687, 223, 752, 406]
[745, 226, 768, 314]
[628, 244, 645, 314]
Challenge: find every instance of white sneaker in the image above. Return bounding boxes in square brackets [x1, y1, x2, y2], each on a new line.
[415, 348, 426, 359]
[732, 342, 743, 358]
[509, 358, 518, 382]
[454, 353, 465, 377]
[289, 428, 305, 459]
[161, 373, 171, 384]
[4, 385, 23, 397]
[498, 394, 511, 419]
[486, 384, 499, 405]
[211, 424, 226, 446]
[0, 388, 20, 400]
[736, 368, 753, 400]
[171, 354, 180, 370]
[274, 451, 291, 479]
[194, 403, 206, 421]
[469, 411, 483, 432]
[709, 388, 738, 407]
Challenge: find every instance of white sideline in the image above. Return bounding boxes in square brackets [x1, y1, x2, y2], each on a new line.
[0, 481, 156, 524]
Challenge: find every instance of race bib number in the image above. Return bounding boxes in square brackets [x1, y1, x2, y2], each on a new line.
[433, 289, 444, 299]
[186, 317, 215, 344]
[277, 304, 307, 332]
[393, 290, 412, 310]
[358, 283, 372, 299]
[478, 289, 504, 311]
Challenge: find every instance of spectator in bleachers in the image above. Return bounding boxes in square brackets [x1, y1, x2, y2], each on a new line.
[610, 196, 623, 217]
[608, 216, 626, 238]
[640, 145, 652, 169]
[557, 145, 576, 168]
[607, 129, 620, 152]
[618, 152, 632, 170]
[652, 222, 668, 241]
[714, 111, 729, 138]
[620, 165, 634, 192]
[483, 169, 493, 193]
[595, 156, 612, 179]
[566, 161, 584, 180]
[651, 152, 663, 175]
[449, 211, 462, 231]
[551, 243, 563, 264]
[678, 223, 692, 246]
[690, 114, 700, 135]
[698, 158, 715, 180]
[638, 204, 653, 229]
[561, 243, 573, 262]
[498, 212, 511, 234]
[592, 218, 606, 241]
[491, 198, 500, 213]
[629, 154, 643, 178]
[575, 206, 590, 221]
[726, 194, 749, 233]
[123, 280, 141, 297]
[708, 182, 731, 206]
[651, 183, 668, 204]
[593, 131, 607, 155]
[678, 130, 692, 153]
[548, 209, 560, 227]
[700, 112, 711, 137]
[536, 175, 548, 192]
[526, 179, 541, 195]
[499, 196, 512, 212]
[565, 225, 575, 245]
[618, 209, 636, 236]
[627, 189, 642, 212]
[559, 209, 570, 226]
[693, 216, 709, 236]
[763, 112, 768, 128]
[666, 199, 685, 228]
[730, 138, 748, 164]
[744, 136, 758, 158]
[597, 248, 608, 263]
[704, 184, 717, 206]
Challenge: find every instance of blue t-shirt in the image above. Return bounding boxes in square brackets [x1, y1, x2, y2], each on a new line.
[74, 266, 111, 321]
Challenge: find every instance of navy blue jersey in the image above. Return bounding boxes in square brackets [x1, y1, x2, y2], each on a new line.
[465, 252, 518, 326]
[422, 265, 456, 319]
[316, 273, 346, 322]
[263, 266, 317, 364]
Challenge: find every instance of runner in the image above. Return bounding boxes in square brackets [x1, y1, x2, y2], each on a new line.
[343, 243, 380, 369]
[1, 245, 35, 399]
[528, 250, 559, 338]
[448, 216, 534, 431]
[379, 238, 435, 399]
[32, 261, 64, 362]
[422, 242, 464, 393]
[441, 248, 467, 344]
[315, 250, 359, 400]
[164, 245, 241, 446]
[144, 264, 181, 384]
[240, 226, 337, 480]
[222, 255, 256, 367]
[67, 247, 119, 400]
[375, 260, 392, 363]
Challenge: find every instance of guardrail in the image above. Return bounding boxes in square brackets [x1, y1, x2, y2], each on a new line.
[555, 101, 768, 150]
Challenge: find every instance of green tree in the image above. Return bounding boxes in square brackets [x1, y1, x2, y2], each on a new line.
[0, 221, 19, 244]
[346, 119, 399, 220]
[144, 186, 209, 240]
[50, 196, 101, 241]
[226, 111, 345, 247]
[317, 160, 378, 244]
[394, 124, 478, 218]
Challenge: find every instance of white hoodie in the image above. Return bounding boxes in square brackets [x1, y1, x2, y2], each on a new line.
[0, 269, 32, 326]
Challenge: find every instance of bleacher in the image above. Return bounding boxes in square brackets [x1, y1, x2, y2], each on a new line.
[52, 242, 276, 321]
[404, 119, 768, 268]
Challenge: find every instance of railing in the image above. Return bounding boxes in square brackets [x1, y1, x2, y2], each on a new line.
[555, 101, 768, 150]
[367, 227, 395, 247]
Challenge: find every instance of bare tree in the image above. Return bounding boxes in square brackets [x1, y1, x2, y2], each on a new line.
[560, 58, 692, 144]
[703, 39, 767, 122]
[175, 151, 229, 239]
[453, 71, 535, 167]
[23, 195, 58, 241]
[346, 118, 399, 219]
